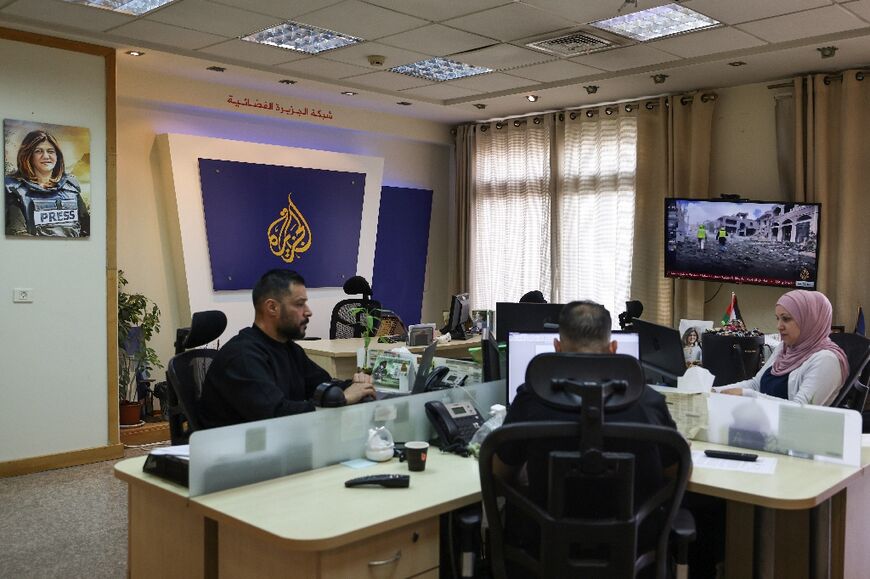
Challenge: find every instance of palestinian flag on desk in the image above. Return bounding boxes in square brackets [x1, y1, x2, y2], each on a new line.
[722, 292, 743, 325]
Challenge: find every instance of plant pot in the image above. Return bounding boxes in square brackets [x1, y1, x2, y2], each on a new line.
[119, 400, 143, 426]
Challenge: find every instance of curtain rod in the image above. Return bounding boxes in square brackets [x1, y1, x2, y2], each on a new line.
[472, 91, 718, 128]
[768, 68, 869, 89]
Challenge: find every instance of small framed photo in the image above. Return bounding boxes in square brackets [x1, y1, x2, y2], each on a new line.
[407, 323, 436, 347]
[470, 309, 494, 335]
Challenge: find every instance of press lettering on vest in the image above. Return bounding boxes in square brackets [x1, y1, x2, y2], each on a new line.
[35, 209, 78, 225]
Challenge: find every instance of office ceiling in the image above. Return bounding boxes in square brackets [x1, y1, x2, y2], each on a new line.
[1, 0, 869, 123]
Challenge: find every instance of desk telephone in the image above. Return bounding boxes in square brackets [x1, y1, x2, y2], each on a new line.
[424, 400, 485, 447]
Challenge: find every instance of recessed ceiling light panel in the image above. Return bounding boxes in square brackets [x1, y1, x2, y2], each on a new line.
[242, 21, 362, 54]
[390, 57, 491, 82]
[590, 4, 720, 42]
[61, 0, 176, 15]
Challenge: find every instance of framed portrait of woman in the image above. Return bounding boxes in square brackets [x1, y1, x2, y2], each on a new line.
[4, 119, 91, 238]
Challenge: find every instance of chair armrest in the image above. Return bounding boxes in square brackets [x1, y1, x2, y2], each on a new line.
[671, 508, 696, 565]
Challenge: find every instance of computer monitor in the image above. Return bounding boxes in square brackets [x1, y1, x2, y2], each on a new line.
[444, 293, 471, 339]
[495, 302, 565, 343]
[506, 330, 640, 404]
[632, 319, 686, 386]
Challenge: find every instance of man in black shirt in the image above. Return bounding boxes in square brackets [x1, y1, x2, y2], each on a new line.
[494, 301, 677, 572]
[200, 269, 376, 428]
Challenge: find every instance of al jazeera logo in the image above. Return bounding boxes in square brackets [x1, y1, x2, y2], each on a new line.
[267, 193, 312, 263]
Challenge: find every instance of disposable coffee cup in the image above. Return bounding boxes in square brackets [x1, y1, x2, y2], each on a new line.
[405, 441, 429, 472]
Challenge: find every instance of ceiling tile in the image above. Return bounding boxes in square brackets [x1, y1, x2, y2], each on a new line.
[509, 59, 601, 83]
[2, 0, 132, 30]
[278, 56, 371, 79]
[110, 20, 226, 50]
[147, 0, 278, 37]
[343, 70, 431, 91]
[651, 27, 766, 59]
[399, 83, 481, 99]
[447, 71, 539, 91]
[198, 39, 308, 65]
[321, 42, 429, 69]
[444, 3, 575, 42]
[298, 0, 427, 41]
[519, 0, 671, 25]
[736, 5, 868, 44]
[209, 0, 343, 20]
[459, 43, 557, 70]
[841, 0, 870, 22]
[572, 44, 679, 72]
[362, 0, 510, 22]
[379, 24, 496, 56]
[682, 0, 832, 25]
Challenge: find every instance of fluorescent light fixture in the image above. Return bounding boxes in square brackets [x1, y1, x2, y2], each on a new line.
[242, 21, 362, 54]
[590, 3, 720, 42]
[61, 0, 175, 15]
[390, 57, 491, 82]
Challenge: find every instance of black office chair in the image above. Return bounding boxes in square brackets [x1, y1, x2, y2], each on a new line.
[329, 275, 382, 339]
[829, 332, 870, 412]
[479, 353, 694, 579]
[165, 310, 227, 444]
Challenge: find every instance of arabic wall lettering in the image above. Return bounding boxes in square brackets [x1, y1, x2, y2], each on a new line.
[226, 95, 335, 121]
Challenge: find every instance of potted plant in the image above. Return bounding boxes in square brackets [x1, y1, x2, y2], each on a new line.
[350, 306, 380, 371]
[118, 270, 162, 425]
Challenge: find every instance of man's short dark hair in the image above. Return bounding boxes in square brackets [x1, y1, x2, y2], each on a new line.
[558, 300, 612, 350]
[252, 269, 305, 306]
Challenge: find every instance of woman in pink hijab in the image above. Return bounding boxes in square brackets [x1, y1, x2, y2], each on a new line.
[719, 290, 849, 405]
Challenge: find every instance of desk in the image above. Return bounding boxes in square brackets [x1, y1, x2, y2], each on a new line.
[115, 441, 870, 579]
[298, 336, 481, 379]
[690, 441, 870, 579]
[115, 450, 481, 578]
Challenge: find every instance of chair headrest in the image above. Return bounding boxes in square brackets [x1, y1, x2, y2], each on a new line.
[183, 310, 228, 350]
[525, 353, 645, 413]
[343, 276, 372, 298]
[519, 290, 547, 304]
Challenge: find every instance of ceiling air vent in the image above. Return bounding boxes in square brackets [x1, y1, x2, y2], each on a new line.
[526, 30, 626, 57]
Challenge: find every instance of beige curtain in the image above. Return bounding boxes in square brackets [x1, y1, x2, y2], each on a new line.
[632, 93, 717, 326]
[793, 71, 870, 327]
[452, 124, 475, 295]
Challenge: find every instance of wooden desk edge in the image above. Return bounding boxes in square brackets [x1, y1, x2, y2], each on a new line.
[189, 491, 481, 552]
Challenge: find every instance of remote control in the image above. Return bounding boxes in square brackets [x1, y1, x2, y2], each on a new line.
[345, 474, 410, 488]
[704, 449, 758, 462]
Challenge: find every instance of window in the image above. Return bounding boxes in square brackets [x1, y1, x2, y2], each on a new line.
[470, 111, 637, 324]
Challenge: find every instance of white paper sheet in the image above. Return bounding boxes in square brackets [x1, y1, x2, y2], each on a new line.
[150, 444, 190, 460]
[691, 450, 777, 474]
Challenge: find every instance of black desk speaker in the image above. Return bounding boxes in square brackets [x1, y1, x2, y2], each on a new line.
[701, 333, 765, 387]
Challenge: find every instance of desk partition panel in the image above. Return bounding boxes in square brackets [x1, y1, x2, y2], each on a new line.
[659, 388, 862, 466]
[188, 380, 506, 496]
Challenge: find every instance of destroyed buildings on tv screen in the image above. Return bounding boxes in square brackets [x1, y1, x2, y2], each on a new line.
[664, 199, 821, 288]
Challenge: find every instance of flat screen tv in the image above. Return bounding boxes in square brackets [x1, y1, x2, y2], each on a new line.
[664, 198, 821, 288]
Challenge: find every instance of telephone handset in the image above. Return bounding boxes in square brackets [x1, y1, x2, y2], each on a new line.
[424, 366, 450, 391]
[424, 400, 485, 447]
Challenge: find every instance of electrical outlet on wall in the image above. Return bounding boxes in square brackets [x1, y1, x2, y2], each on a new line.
[13, 288, 33, 303]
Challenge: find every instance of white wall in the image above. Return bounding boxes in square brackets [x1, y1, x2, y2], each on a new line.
[0, 39, 108, 461]
[704, 82, 788, 334]
[116, 68, 453, 368]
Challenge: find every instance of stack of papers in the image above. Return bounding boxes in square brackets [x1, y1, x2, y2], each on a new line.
[150, 444, 190, 461]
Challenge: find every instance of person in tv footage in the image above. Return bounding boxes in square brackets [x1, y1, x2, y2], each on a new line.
[696, 223, 707, 250]
[717, 289, 848, 406]
[4, 129, 90, 237]
[198, 269, 376, 429]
